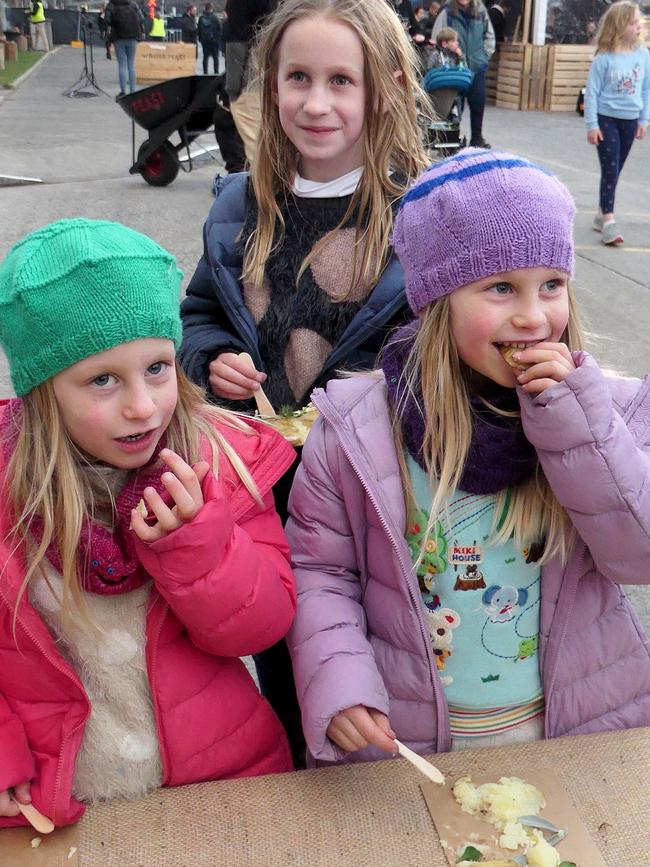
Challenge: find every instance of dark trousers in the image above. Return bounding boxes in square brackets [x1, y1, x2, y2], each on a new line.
[465, 67, 487, 144]
[253, 457, 307, 768]
[596, 113, 637, 214]
[201, 41, 219, 75]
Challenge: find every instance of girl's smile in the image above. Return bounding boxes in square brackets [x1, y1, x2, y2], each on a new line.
[52, 338, 178, 469]
[274, 14, 366, 182]
[448, 266, 570, 388]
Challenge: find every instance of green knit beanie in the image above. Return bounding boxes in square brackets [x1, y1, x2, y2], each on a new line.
[0, 218, 183, 396]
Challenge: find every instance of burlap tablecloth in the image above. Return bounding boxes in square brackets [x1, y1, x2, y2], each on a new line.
[4, 727, 649, 865]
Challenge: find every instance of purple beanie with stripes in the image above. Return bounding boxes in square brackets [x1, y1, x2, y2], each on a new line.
[393, 149, 576, 314]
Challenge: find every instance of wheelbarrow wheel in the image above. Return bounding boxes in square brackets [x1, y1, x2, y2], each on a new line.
[137, 140, 179, 187]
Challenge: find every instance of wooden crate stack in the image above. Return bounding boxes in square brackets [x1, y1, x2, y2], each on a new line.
[495, 43, 525, 109]
[544, 44, 595, 111]
[496, 43, 549, 110]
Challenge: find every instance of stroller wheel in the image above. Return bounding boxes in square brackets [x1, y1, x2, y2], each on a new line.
[137, 141, 179, 187]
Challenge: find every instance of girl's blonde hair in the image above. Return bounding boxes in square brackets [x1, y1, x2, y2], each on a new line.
[2, 364, 260, 632]
[245, 0, 430, 295]
[390, 287, 585, 566]
[596, 1, 640, 53]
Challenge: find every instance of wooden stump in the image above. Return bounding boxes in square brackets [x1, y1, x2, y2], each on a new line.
[17, 35, 28, 52]
[5, 41, 18, 63]
[0, 42, 5, 72]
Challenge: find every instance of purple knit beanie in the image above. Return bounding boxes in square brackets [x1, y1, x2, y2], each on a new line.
[393, 149, 576, 314]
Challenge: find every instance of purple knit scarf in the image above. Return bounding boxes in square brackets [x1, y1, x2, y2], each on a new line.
[381, 323, 537, 495]
[2, 398, 166, 595]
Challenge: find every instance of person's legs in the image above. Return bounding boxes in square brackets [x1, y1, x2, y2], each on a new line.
[467, 68, 488, 146]
[230, 86, 261, 165]
[31, 22, 47, 51]
[114, 39, 128, 94]
[616, 116, 638, 176]
[201, 41, 209, 74]
[125, 39, 138, 93]
[596, 114, 621, 217]
[210, 44, 219, 74]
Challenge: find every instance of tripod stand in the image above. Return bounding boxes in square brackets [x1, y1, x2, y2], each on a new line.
[63, 13, 111, 98]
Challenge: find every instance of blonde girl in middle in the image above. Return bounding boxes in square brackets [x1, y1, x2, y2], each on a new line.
[179, 0, 430, 763]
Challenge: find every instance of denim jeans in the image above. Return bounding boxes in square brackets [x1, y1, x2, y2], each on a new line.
[114, 38, 138, 94]
[465, 67, 487, 144]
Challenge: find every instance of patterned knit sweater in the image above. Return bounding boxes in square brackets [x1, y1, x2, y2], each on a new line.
[241, 193, 374, 410]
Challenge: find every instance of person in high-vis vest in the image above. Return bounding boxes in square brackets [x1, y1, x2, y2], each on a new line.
[29, 0, 50, 52]
[149, 8, 166, 41]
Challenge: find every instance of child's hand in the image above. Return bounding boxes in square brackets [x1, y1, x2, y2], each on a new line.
[326, 705, 397, 754]
[513, 342, 576, 395]
[587, 128, 603, 145]
[0, 782, 31, 818]
[636, 123, 646, 140]
[209, 352, 267, 400]
[131, 449, 210, 543]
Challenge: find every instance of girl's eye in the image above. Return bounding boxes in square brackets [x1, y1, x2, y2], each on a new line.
[543, 279, 564, 293]
[147, 361, 168, 376]
[91, 374, 115, 388]
[489, 282, 512, 295]
[332, 74, 351, 86]
[289, 70, 306, 82]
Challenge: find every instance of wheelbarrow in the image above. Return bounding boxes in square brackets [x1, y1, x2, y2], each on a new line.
[117, 75, 224, 187]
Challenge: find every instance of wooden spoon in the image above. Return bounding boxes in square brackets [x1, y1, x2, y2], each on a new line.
[10, 793, 55, 834]
[394, 739, 445, 785]
[238, 352, 276, 418]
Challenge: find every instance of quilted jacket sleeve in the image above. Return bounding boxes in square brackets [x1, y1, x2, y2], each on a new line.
[519, 352, 650, 584]
[0, 694, 35, 792]
[285, 420, 390, 762]
[134, 472, 296, 657]
[179, 174, 252, 390]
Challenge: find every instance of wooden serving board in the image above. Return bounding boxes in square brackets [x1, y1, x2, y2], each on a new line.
[421, 766, 607, 866]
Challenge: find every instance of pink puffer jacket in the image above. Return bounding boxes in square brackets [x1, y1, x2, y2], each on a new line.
[0, 406, 296, 828]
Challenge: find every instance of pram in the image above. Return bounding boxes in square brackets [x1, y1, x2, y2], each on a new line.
[421, 66, 474, 158]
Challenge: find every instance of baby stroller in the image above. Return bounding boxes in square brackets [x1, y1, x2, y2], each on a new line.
[422, 66, 474, 158]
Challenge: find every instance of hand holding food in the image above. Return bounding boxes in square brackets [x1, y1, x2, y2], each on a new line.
[130, 449, 210, 542]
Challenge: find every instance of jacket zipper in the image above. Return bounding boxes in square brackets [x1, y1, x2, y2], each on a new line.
[0, 585, 90, 825]
[313, 392, 451, 753]
[318, 289, 406, 377]
[542, 543, 586, 738]
[210, 263, 262, 369]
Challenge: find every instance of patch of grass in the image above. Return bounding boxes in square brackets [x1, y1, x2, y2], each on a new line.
[0, 49, 45, 88]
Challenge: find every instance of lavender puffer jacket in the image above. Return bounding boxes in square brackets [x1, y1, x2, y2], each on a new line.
[286, 353, 650, 764]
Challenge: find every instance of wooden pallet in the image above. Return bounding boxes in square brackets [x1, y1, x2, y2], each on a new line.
[496, 43, 549, 110]
[544, 44, 595, 111]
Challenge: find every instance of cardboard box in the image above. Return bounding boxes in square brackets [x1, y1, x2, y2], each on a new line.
[135, 41, 196, 83]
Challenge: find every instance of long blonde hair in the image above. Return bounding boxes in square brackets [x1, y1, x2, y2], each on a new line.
[390, 287, 586, 566]
[245, 0, 430, 294]
[596, 1, 640, 53]
[2, 364, 260, 632]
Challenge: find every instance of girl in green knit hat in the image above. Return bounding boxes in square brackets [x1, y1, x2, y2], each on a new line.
[0, 218, 296, 828]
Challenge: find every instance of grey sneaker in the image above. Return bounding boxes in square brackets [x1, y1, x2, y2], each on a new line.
[593, 213, 603, 232]
[601, 220, 624, 246]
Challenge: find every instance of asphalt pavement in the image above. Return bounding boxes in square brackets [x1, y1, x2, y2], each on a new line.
[1, 45, 649, 629]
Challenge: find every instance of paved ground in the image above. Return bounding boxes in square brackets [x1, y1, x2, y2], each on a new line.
[1, 46, 649, 630]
